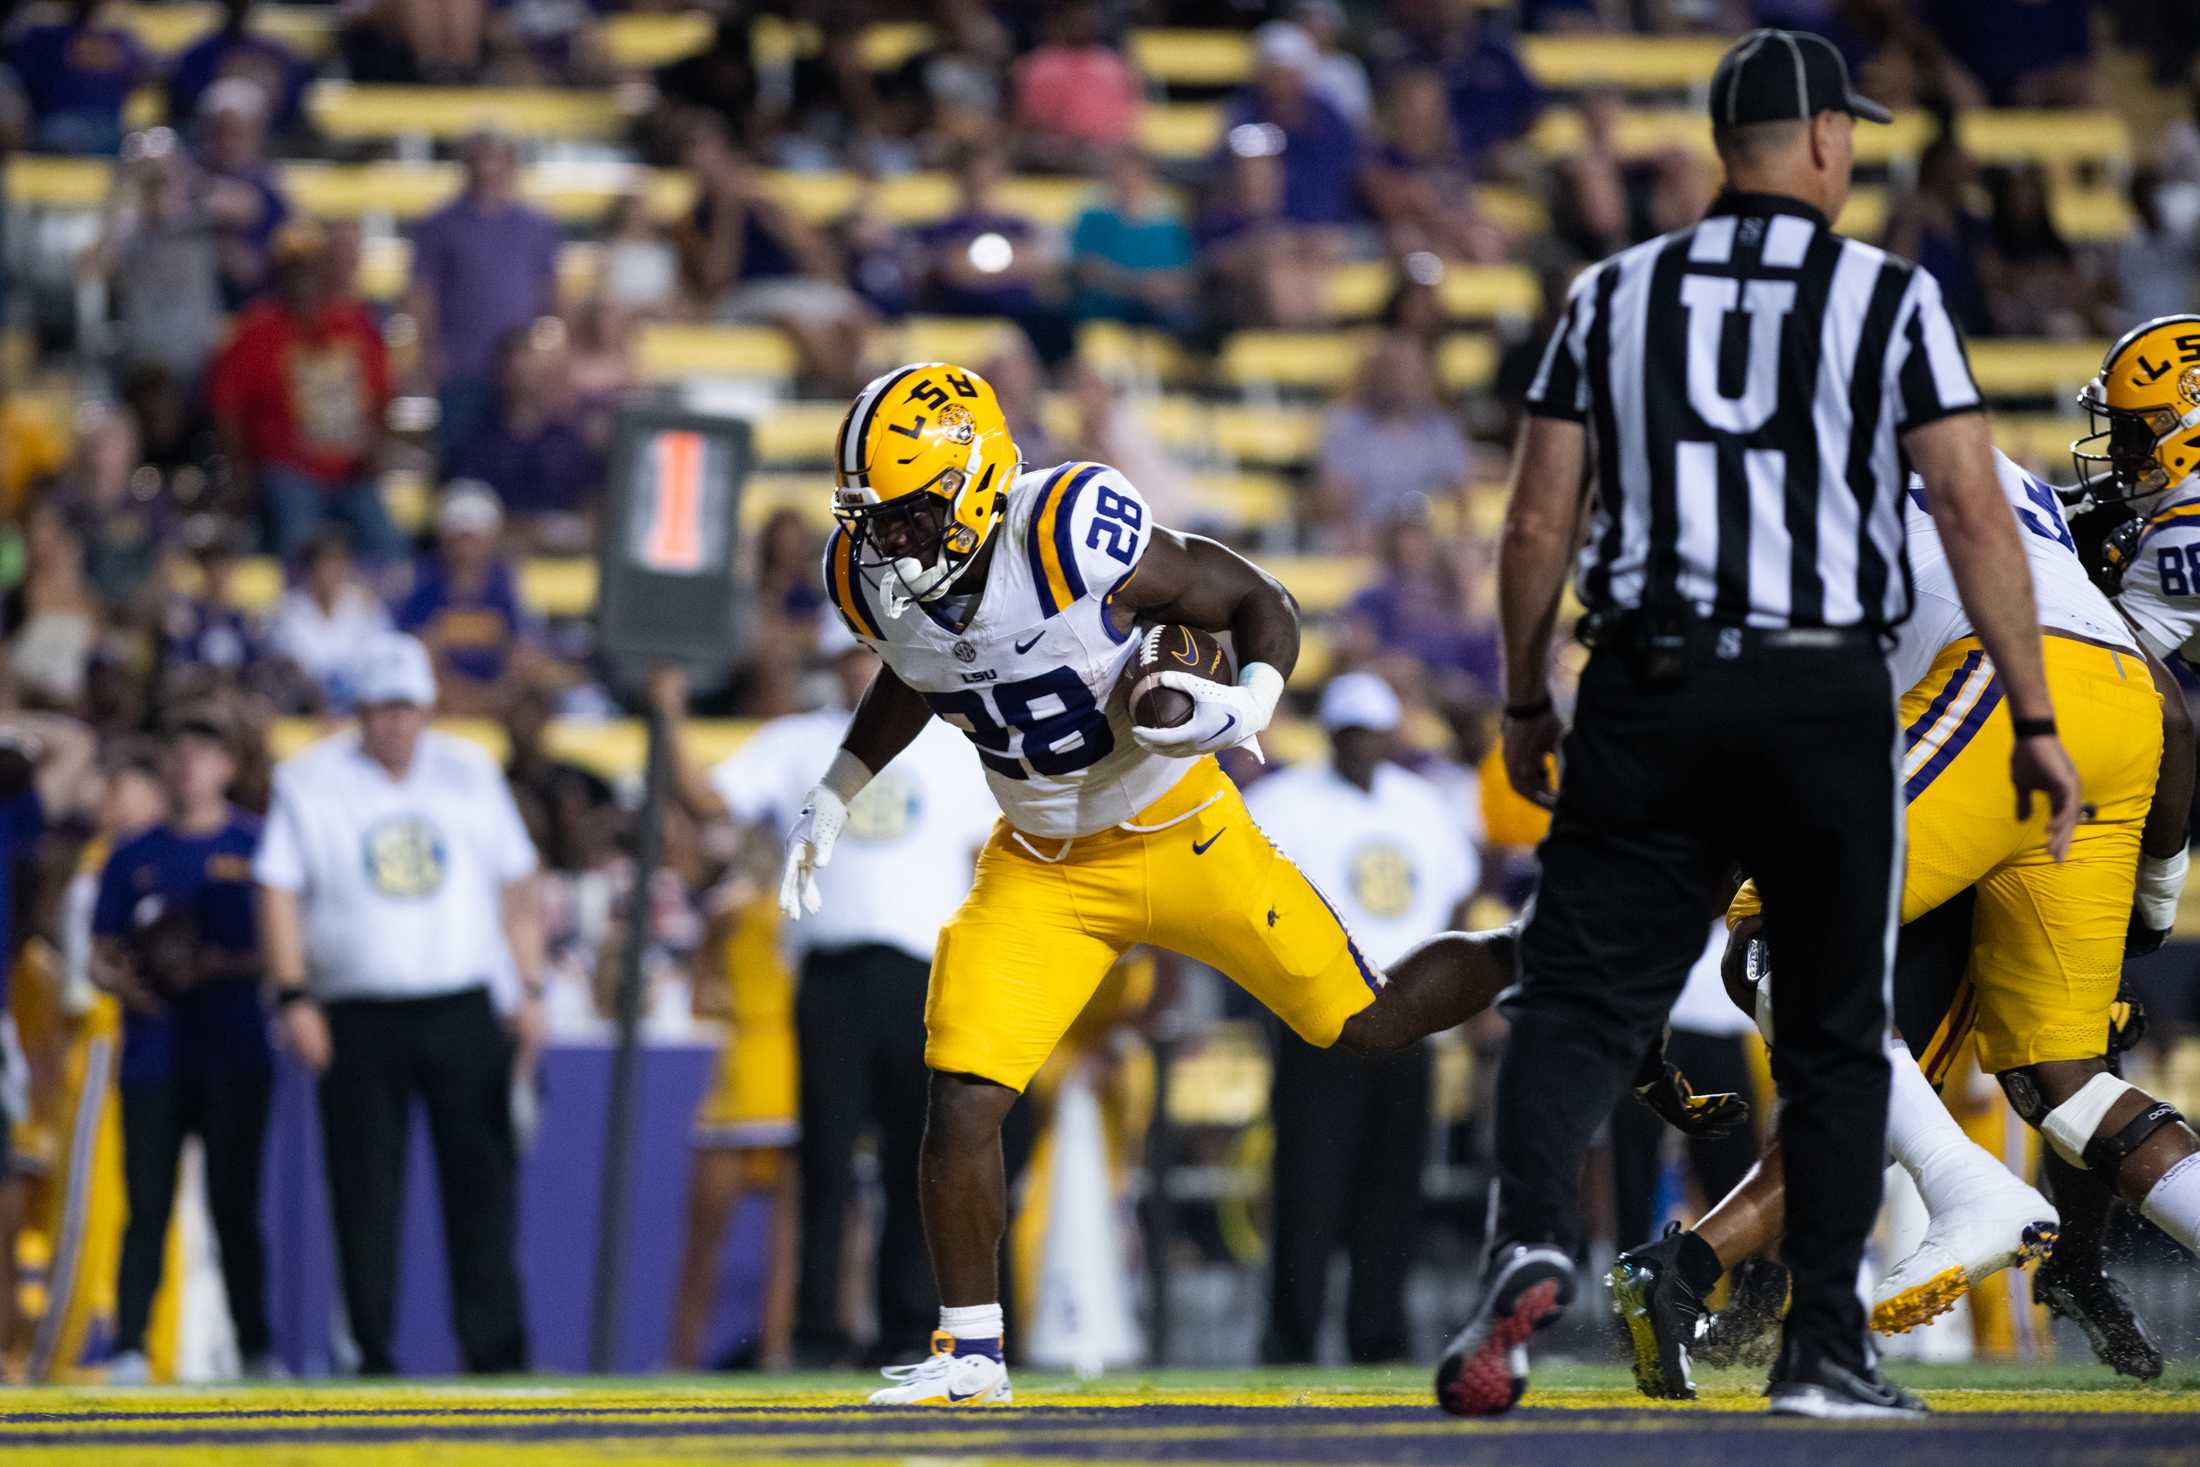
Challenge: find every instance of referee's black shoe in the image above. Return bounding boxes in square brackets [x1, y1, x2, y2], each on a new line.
[2035, 1252, 2164, 1381]
[1765, 1338, 1926, 1420]
[1434, 1244, 1575, 1416]
[1608, 1226, 1710, 1400]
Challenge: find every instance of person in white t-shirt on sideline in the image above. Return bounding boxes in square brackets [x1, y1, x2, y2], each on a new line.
[267, 528, 393, 713]
[255, 631, 545, 1376]
[657, 619, 995, 1369]
[1242, 672, 1479, 1364]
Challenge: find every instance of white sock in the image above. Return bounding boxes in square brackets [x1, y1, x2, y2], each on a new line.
[1882, 1037, 2006, 1213]
[2139, 1151, 2200, 1253]
[940, 1302, 1005, 1342]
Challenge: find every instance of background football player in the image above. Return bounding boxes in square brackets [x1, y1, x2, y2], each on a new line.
[790, 362, 1520, 1406]
[1614, 405, 2200, 1395]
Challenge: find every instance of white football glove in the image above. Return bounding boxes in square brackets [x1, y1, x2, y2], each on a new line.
[1132, 663, 1285, 763]
[779, 784, 849, 919]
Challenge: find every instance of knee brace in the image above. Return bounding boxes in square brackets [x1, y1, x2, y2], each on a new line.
[2039, 1072, 2186, 1172]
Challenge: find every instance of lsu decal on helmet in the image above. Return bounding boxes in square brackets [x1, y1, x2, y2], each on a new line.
[2073, 315, 2200, 514]
[832, 362, 1018, 617]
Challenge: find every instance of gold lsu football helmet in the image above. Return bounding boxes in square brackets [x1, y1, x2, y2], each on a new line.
[832, 362, 1019, 616]
[2073, 314, 2200, 513]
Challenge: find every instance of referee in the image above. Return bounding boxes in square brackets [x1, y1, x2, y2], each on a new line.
[1436, 30, 2080, 1420]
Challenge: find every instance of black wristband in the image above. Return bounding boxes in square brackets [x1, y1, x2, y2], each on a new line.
[1503, 696, 1553, 720]
[272, 986, 312, 1010]
[2012, 716, 2057, 739]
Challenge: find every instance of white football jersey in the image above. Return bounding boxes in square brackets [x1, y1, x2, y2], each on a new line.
[1888, 449, 2137, 695]
[2107, 485, 2200, 663]
[824, 461, 1187, 840]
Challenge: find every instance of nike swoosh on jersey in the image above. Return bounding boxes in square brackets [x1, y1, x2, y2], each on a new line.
[1014, 631, 1044, 654]
[1191, 829, 1226, 855]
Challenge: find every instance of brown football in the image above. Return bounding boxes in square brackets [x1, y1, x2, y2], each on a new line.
[1124, 624, 1234, 729]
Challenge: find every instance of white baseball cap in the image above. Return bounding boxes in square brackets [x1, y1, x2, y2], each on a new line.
[437, 479, 504, 537]
[1253, 20, 1318, 75]
[354, 632, 438, 709]
[1318, 672, 1402, 734]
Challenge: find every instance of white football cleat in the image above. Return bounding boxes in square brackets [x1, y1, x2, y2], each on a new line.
[866, 1331, 1014, 1406]
[1872, 1169, 2057, 1334]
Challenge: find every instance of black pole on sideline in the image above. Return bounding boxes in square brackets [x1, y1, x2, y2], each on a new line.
[587, 703, 669, 1373]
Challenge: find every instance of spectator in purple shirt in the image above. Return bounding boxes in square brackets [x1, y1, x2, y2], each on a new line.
[406, 127, 562, 451]
[1342, 509, 1501, 705]
[915, 145, 1049, 317]
[1218, 23, 1363, 228]
[9, 1, 152, 155]
[440, 324, 604, 548]
[1383, 5, 1543, 169]
[194, 78, 291, 310]
[1316, 334, 1471, 543]
[392, 482, 535, 716]
[168, 0, 310, 138]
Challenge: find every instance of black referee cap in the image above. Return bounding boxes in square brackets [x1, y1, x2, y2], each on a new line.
[1710, 29, 1891, 127]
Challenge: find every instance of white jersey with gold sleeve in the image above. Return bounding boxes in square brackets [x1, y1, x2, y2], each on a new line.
[822, 461, 1187, 840]
[1888, 448, 2138, 694]
[2105, 486, 2200, 663]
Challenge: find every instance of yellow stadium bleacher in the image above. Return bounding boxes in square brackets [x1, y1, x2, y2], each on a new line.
[632, 323, 800, 385]
[1966, 341, 2105, 399]
[1956, 109, 2131, 168]
[1517, 35, 1728, 91]
[1529, 105, 1944, 167]
[1128, 31, 1255, 90]
[1218, 330, 1499, 396]
[748, 403, 848, 466]
[886, 316, 1027, 368]
[1322, 261, 1543, 322]
[1140, 103, 1225, 162]
[1209, 405, 1323, 467]
[1436, 334, 1499, 396]
[1255, 554, 1370, 616]
[119, 3, 333, 58]
[1076, 322, 1197, 387]
[307, 83, 629, 143]
[1183, 472, 1295, 529]
[1837, 183, 2133, 244]
[739, 473, 830, 528]
[1218, 330, 1370, 391]
[1992, 414, 2088, 468]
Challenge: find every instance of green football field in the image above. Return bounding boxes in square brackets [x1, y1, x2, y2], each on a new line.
[0, 1360, 2194, 1465]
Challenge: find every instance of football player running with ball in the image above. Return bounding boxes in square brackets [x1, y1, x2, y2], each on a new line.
[792, 363, 1514, 1405]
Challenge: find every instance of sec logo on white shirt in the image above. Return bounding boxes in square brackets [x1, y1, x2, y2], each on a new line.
[361, 814, 449, 898]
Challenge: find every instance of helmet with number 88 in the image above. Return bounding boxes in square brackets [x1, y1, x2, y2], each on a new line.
[832, 362, 1019, 617]
[2073, 315, 2200, 515]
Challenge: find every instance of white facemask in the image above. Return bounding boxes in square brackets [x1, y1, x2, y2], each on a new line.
[879, 551, 958, 618]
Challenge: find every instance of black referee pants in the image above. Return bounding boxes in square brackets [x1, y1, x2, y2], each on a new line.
[115, 1069, 273, 1358]
[319, 986, 527, 1375]
[1261, 1029, 1430, 1364]
[792, 943, 934, 1365]
[1498, 640, 1898, 1363]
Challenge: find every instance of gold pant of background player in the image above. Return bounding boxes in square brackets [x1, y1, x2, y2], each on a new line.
[926, 757, 1381, 1092]
[1740, 634, 2160, 1075]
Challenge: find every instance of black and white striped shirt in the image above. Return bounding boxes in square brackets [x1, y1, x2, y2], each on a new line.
[1526, 192, 1981, 632]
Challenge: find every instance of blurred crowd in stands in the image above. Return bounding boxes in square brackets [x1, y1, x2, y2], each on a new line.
[0, 0, 2191, 1025]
